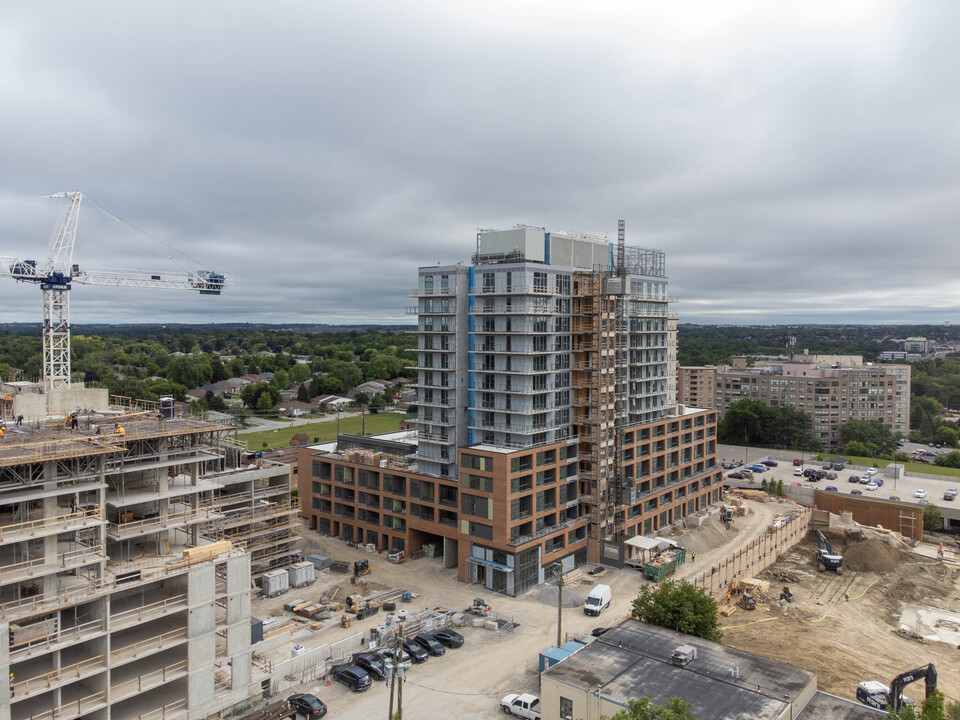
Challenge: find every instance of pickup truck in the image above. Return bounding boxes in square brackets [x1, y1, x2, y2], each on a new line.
[501, 693, 541, 719]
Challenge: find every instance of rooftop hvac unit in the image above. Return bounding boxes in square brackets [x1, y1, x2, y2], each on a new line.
[671, 645, 697, 667]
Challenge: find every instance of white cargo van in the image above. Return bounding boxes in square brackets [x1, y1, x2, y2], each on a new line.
[583, 584, 611, 616]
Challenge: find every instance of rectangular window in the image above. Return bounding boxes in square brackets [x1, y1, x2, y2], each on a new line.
[312, 460, 332, 479]
[510, 455, 533, 473]
[536, 449, 556, 466]
[461, 473, 493, 493]
[461, 493, 491, 519]
[462, 454, 493, 472]
[335, 466, 354, 484]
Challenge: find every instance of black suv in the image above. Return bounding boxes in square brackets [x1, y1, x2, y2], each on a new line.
[414, 633, 446, 656]
[332, 665, 372, 692]
[288, 693, 327, 719]
[353, 652, 386, 681]
[401, 638, 429, 663]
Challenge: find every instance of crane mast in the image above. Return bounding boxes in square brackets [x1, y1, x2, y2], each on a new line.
[40, 192, 82, 391]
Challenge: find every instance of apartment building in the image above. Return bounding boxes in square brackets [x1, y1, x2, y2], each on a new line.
[678, 355, 911, 447]
[0, 407, 299, 720]
[300, 226, 722, 594]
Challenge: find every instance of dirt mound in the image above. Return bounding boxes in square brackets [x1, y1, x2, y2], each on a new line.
[670, 514, 740, 555]
[841, 538, 903, 573]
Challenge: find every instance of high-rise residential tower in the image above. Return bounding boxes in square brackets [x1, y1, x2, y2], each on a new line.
[301, 224, 722, 594]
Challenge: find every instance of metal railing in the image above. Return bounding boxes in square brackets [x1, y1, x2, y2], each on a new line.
[0, 506, 102, 543]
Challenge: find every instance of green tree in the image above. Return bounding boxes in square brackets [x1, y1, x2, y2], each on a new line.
[630, 580, 721, 642]
[887, 690, 948, 720]
[923, 504, 943, 532]
[945, 698, 960, 720]
[606, 696, 700, 720]
[353, 391, 370, 407]
[843, 440, 872, 458]
[297, 384, 311, 403]
[840, 419, 897, 456]
[256, 392, 274, 412]
[934, 425, 959, 448]
[935, 451, 960, 469]
[776, 479, 784, 497]
[718, 400, 767, 445]
[369, 393, 387, 413]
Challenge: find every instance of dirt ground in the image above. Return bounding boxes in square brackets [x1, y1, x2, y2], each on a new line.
[722, 527, 960, 705]
[250, 498, 786, 719]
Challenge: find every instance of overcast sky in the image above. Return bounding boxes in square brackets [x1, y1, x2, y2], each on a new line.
[1, 1, 958, 327]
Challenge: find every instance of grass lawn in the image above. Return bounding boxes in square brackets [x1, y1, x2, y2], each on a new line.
[239, 413, 404, 450]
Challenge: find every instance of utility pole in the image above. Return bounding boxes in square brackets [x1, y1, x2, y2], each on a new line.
[555, 567, 565, 647]
[387, 626, 405, 720]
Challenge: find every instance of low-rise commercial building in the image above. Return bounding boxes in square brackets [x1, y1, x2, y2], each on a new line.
[540, 620, 884, 720]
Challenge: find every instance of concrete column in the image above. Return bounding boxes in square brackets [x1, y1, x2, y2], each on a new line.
[224, 555, 251, 690]
[0, 619, 10, 720]
[187, 565, 216, 711]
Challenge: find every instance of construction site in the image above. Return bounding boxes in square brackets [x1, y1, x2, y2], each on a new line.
[719, 506, 960, 705]
[0, 397, 301, 720]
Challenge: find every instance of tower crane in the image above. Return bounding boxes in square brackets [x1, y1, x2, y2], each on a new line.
[0, 191, 229, 391]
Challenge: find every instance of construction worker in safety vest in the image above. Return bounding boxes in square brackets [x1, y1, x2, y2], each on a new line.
[117, 425, 126, 437]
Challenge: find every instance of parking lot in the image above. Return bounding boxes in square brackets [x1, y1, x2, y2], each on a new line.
[722, 450, 960, 510]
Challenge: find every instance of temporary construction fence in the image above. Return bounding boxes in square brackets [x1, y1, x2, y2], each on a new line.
[689, 507, 811, 599]
[270, 632, 364, 693]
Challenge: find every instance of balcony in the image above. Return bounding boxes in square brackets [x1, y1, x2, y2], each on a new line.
[508, 519, 579, 547]
[0, 544, 105, 584]
[0, 506, 103, 545]
[13, 653, 108, 699]
[111, 627, 188, 667]
[10, 617, 107, 661]
[107, 506, 223, 540]
[111, 659, 189, 703]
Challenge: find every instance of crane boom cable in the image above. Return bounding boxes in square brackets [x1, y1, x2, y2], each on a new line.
[83, 196, 214, 275]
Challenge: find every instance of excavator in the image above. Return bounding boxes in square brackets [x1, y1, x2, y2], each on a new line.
[857, 664, 937, 712]
[816, 529, 843, 574]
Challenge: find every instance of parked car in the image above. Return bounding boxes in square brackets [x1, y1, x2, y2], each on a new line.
[591, 627, 611, 637]
[865, 468, 879, 476]
[414, 633, 446, 657]
[849, 475, 860, 483]
[874, 478, 884, 487]
[865, 482, 879, 491]
[428, 628, 464, 648]
[793, 458, 803, 466]
[825, 486, 838, 492]
[353, 653, 386, 681]
[790, 481, 802, 486]
[761, 460, 778, 467]
[945, 488, 958, 502]
[919, 499, 930, 506]
[802, 483, 813, 488]
[794, 468, 803, 476]
[747, 465, 767, 473]
[825, 472, 838, 480]
[331, 665, 372, 692]
[915, 489, 927, 498]
[833, 464, 845, 471]
[859, 476, 872, 484]
[501, 694, 541, 719]
[889, 496, 901, 501]
[851, 489, 863, 496]
[402, 638, 429, 663]
[727, 471, 748, 480]
[822, 462, 834, 470]
[288, 693, 327, 719]
[375, 647, 412, 672]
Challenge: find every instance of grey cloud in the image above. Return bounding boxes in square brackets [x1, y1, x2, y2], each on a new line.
[1, 1, 960, 326]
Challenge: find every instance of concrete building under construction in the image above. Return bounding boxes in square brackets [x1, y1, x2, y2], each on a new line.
[0, 397, 300, 720]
